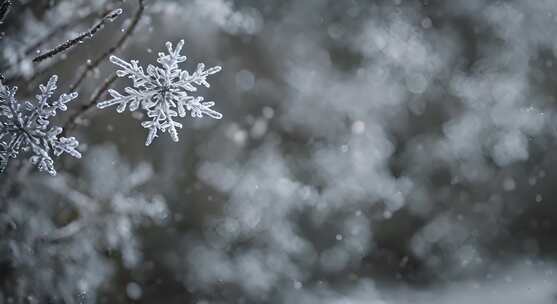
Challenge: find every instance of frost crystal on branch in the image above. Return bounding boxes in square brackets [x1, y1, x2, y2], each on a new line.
[0, 75, 81, 175]
[98, 40, 223, 146]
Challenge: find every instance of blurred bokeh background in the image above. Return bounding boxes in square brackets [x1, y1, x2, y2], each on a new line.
[3, 0, 557, 303]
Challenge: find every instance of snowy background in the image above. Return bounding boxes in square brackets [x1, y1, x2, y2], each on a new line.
[3, 0, 557, 303]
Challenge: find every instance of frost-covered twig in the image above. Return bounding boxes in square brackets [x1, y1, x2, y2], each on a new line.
[0, 0, 12, 24]
[69, 0, 145, 91]
[23, 6, 111, 58]
[1, 3, 118, 80]
[32, 8, 123, 63]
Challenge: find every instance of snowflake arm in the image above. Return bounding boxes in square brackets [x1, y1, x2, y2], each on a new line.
[0, 75, 81, 175]
[185, 96, 223, 119]
[98, 40, 223, 146]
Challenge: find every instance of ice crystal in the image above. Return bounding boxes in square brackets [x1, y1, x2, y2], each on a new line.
[0, 75, 81, 175]
[98, 40, 223, 146]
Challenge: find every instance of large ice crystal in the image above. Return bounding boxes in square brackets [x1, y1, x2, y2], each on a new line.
[98, 40, 222, 146]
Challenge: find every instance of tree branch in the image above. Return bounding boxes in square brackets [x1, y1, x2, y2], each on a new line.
[69, 0, 144, 91]
[62, 74, 117, 136]
[2, 2, 117, 82]
[32, 8, 122, 63]
[0, 0, 12, 24]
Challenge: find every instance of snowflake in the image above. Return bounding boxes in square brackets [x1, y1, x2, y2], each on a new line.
[0, 75, 81, 175]
[98, 40, 223, 146]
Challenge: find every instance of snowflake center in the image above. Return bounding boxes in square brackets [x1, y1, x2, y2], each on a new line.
[158, 85, 172, 98]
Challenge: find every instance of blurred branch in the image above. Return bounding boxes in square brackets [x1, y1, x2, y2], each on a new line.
[0, 161, 31, 201]
[39, 176, 97, 243]
[69, 0, 145, 91]
[44, 220, 86, 242]
[62, 74, 117, 136]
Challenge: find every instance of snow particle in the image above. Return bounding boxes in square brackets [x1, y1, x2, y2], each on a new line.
[236, 69, 256, 91]
[502, 177, 516, 191]
[351, 120, 366, 134]
[126, 282, 143, 300]
[421, 17, 433, 29]
[405, 73, 428, 94]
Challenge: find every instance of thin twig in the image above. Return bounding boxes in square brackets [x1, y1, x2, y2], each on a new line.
[2, 3, 116, 81]
[25, 5, 115, 57]
[0, 0, 12, 24]
[32, 8, 123, 63]
[69, 0, 144, 91]
[62, 74, 117, 136]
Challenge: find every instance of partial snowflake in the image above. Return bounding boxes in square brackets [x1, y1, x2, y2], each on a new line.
[0, 75, 81, 175]
[98, 40, 223, 146]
